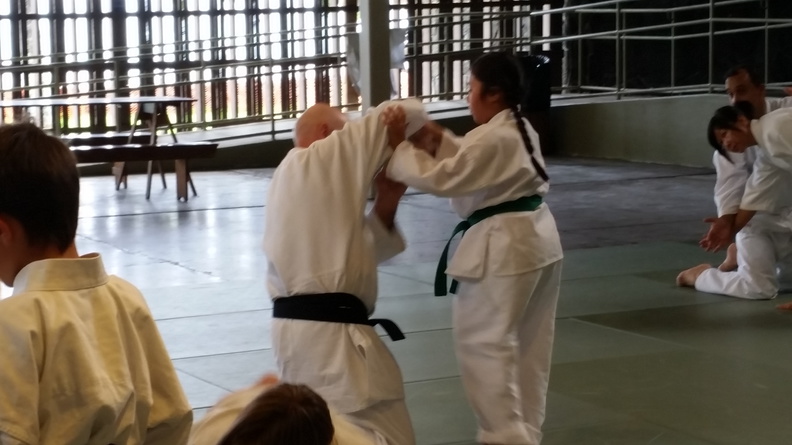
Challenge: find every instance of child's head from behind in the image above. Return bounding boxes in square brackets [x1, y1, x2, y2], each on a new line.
[468, 51, 524, 125]
[218, 382, 335, 445]
[0, 123, 80, 285]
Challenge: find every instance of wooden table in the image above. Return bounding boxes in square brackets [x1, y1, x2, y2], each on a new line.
[0, 96, 201, 200]
[0, 96, 195, 136]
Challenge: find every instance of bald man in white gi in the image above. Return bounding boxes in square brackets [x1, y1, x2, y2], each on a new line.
[263, 100, 429, 445]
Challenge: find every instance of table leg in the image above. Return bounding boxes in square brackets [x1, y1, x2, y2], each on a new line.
[118, 107, 143, 189]
[175, 159, 189, 201]
[146, 160, 154, 199]
[188, 170, 198, 196]
[148, 108, 168, 190]
[112, 162, 128, 190]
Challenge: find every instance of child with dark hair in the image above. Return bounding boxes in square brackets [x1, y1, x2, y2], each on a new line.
[381, 51, 563, 445]
[190, 375, 384, 445]
[217, 380, 334, 445]
[677, 64, 792, 305]
[0, 122, 192, 444]
[706, 100, 756, 160]
[705, 100, 792, 235]
[691, 102, 792, 304]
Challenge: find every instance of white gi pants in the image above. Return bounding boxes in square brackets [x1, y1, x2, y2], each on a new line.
[272, 319, 415, 445]
[696, 214, 792, 300]
[453, 260, 563, 445]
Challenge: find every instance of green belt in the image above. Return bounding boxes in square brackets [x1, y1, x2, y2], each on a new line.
[435, 195, 543, 296]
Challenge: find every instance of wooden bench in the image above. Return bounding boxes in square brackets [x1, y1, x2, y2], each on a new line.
[62, 132, 154, 146]
[63, 132, 171, 191]
[70, 142, 218, 201]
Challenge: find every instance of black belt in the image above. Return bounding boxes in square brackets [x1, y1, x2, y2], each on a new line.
[272, 293, 405, 341]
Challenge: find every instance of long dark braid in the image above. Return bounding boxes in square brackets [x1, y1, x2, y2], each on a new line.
[511, 105, 549, 181]
[471, 51, 549, 182]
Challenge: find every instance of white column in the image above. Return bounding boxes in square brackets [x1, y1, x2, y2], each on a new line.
[360, 0, 391, 111]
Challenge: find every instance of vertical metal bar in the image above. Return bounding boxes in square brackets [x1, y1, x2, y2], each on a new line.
[53, 0, 67, 132]
[12, 0, 23, 99]
[360, 0, 391, 110]
[199, 59, 206, 129]
[615, 0, 621, 99]
[621, 8, 626, 96]
[764, 0, 769, 86]
[708, 0, 714, 93]
[577, 9, 581, 92]
[269, 57, 275, 140]
[670, 10, 675, 88]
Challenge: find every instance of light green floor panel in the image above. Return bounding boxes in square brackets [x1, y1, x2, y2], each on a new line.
[174, 349, 276, 392]
[380, 262, 438, 285]
[542, 420, 715, 445]
[176, 370, 231, 410]
[405, 378, 477, 445]
[390, 329, 460, 383]
[543, 392, 629, 432]
[374, 293, 453, 333]
[561, 242, 724, 280]
[552, 319, 683, 364]
[141, 280, 270, 320]
[578, 301, 792, 370]
[557, 274, 725, 318]
[157, 310, 272, 359]
[550, 350, 792, 444]
[379, 271, 435, 297]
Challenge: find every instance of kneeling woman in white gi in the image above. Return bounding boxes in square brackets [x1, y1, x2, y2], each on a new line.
[383, 51, 564, 445]
[698, 102, 792, 299]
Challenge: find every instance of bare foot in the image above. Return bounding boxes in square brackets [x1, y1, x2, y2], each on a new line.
[718, 243, 738, 271]
[676, 264, 712, 287]
[776, 302, 792, 311]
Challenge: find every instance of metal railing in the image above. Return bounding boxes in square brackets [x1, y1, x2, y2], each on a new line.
[0, 0, 790, 137]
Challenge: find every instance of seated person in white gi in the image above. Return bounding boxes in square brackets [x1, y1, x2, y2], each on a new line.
[262, 100, 430, 445]
[691, 103, 792, 305]
[0, 123, 192, 444]
[189, 375, 384, 445]
[678, 65, 792, 301]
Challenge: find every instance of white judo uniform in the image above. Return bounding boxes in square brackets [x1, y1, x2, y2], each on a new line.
[696, 98, 792, 299]
[0, 254, 192, 445]
[188, 381, 385, 445]
[387, 109, 564, 445]
[263, 101, 427, 445]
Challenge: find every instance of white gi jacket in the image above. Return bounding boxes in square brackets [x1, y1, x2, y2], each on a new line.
[741, 107, 792, 218]
[714, 97, 792, 216]
[0, 254, 192, 445]
[387, 108, 563, 279]
[188, 383, 384, 445]
[264, 100, 428, 311]
[263, 100, 424, 414]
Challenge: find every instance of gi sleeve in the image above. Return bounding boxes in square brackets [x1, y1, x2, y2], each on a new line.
[740, 152, 784, 212]
[713, 150, 750, 216]
[0, 433, 29, 445]
[387, 130, 525, 197]
[762, 118, 792, 167]
[318, 99, 430, 186]
[0, 309, 41, 445]
[365, 210, 406, 263]
[136, 308, 194, 445]
[767, 96, 792, 112]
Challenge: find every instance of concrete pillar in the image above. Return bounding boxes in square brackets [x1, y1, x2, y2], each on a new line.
[359, 0, 391, 111]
